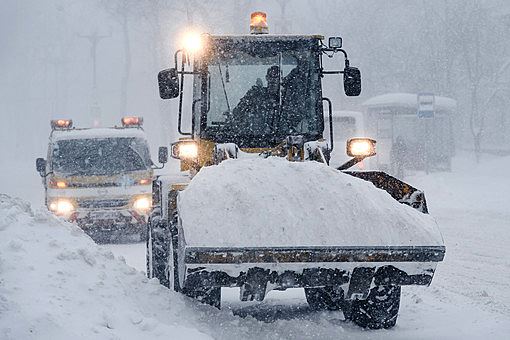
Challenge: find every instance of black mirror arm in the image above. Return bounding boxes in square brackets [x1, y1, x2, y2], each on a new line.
[321, 70, 344, 75]
[174, 49, 183, 69]
[321, 47, 348, 60]
[337, 157, 365, 171]
[320, 47, 351, 76]
[320, 60, 352, 76]
[40, 171, 54, 178]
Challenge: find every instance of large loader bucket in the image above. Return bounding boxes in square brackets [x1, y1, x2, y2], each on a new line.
[167, 158, 445, 302]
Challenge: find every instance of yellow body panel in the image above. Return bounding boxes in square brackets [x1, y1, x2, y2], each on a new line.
[179, 138, 318, 172]
[50, 170, 153, 188]
[180, 139, 216, 171]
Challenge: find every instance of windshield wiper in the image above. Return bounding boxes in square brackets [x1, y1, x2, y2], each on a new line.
[217, 63, 231, 113]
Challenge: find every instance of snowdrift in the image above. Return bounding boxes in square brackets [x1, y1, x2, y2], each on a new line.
[0, 194, 210, 340]
[178, 157, 443, 248]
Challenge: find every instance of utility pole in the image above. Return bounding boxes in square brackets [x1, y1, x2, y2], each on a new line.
[78, 30, 111, 126]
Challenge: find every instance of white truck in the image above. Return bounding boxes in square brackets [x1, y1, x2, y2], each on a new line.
[36, 117, 168, 243]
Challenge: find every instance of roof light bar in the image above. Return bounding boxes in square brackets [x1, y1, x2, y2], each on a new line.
[121, 116, 143, 127]
[51, 119, 73, 129]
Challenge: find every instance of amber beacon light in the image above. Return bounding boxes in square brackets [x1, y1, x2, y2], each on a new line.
[250, 12, 269, 34]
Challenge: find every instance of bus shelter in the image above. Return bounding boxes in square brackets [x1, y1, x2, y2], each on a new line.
[362, 93, 456, 175]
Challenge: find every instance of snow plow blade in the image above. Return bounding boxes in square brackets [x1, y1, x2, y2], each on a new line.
[182, 245, 445, 299]
[185, 246, 445, 265]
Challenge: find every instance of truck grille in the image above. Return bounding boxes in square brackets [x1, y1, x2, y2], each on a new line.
[78, 199, 130, 209]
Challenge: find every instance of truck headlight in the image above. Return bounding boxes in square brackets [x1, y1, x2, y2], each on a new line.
[49, 199, 75, 216]
[346, 138, 376, 158]
[171, 140, 198, 160]
[133, 196, 152, 213]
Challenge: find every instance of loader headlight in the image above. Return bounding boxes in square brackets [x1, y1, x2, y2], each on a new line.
[182, 31, 202, 53]
[133, 196, 152, 213]
[48, 199, 75, 216]
[171, 140, 199, 160]
[346, 138, 376, 158]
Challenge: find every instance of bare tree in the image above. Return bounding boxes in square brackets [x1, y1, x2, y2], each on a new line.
[101, 0, 141, 118]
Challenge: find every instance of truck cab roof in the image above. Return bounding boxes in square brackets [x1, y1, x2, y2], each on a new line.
[51, 127, 147, 142]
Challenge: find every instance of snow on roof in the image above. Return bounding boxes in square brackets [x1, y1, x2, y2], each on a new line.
[51, 127, 147, 141]
[362, 93, 457, 111]
[0, 195, 211, 339]
[210, 34, 324, 41]
[178, 157, 443, 248]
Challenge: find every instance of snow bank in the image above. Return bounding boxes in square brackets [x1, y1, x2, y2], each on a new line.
[0, 194, 211, 340]
[178, 157, 443, 248]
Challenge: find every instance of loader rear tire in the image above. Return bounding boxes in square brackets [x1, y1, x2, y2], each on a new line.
[350, 285, 401, 329]
[305, 287, 342, 311]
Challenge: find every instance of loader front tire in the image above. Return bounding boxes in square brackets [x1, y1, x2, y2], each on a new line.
[350, 285, 401, 329]
[305, 287, 342, 311]
[184, 286, 221, 309]
[146, 217, 171, 287]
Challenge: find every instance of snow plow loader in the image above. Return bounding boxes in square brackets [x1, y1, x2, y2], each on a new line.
[148, 13, 445, 329]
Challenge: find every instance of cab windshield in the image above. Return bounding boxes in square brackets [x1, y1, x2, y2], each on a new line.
[198, 39, 322, 147]
[51, 137, 151, 176]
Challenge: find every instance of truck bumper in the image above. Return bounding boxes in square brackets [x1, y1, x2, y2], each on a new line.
[70, 208, 148, 243]
[72, 208, 147, 229]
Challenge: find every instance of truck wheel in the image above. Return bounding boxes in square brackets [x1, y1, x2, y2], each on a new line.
[146, 217, 171, 287]
[304, 287, 342, 311]
[350, 285, 401, 329]
[184, 286, 221, 309]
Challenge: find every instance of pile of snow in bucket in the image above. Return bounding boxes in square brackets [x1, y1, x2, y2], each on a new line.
[178, 157, 443, 248]
[0, 194, 210, 340]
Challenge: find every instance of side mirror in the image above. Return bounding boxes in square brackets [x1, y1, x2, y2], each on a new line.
[36, 158, 46, 174]
[158, 68, 180, 99]
[343, 66, 361, 97]
[158, 146, 168, 164]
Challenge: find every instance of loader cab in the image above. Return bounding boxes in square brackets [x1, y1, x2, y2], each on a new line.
[193, 35, 324, 148]
[158, 13, 362, 169]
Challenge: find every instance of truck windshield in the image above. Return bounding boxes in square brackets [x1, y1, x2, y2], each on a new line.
[201, 42, 321, 147]
[51, 137, 151, 175]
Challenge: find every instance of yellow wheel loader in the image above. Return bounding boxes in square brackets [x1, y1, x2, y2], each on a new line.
[147, 13, 445, 329]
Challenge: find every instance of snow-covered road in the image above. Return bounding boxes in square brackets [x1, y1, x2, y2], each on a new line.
[105, 153, 510, 339]
[2, 153, 509, 339]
